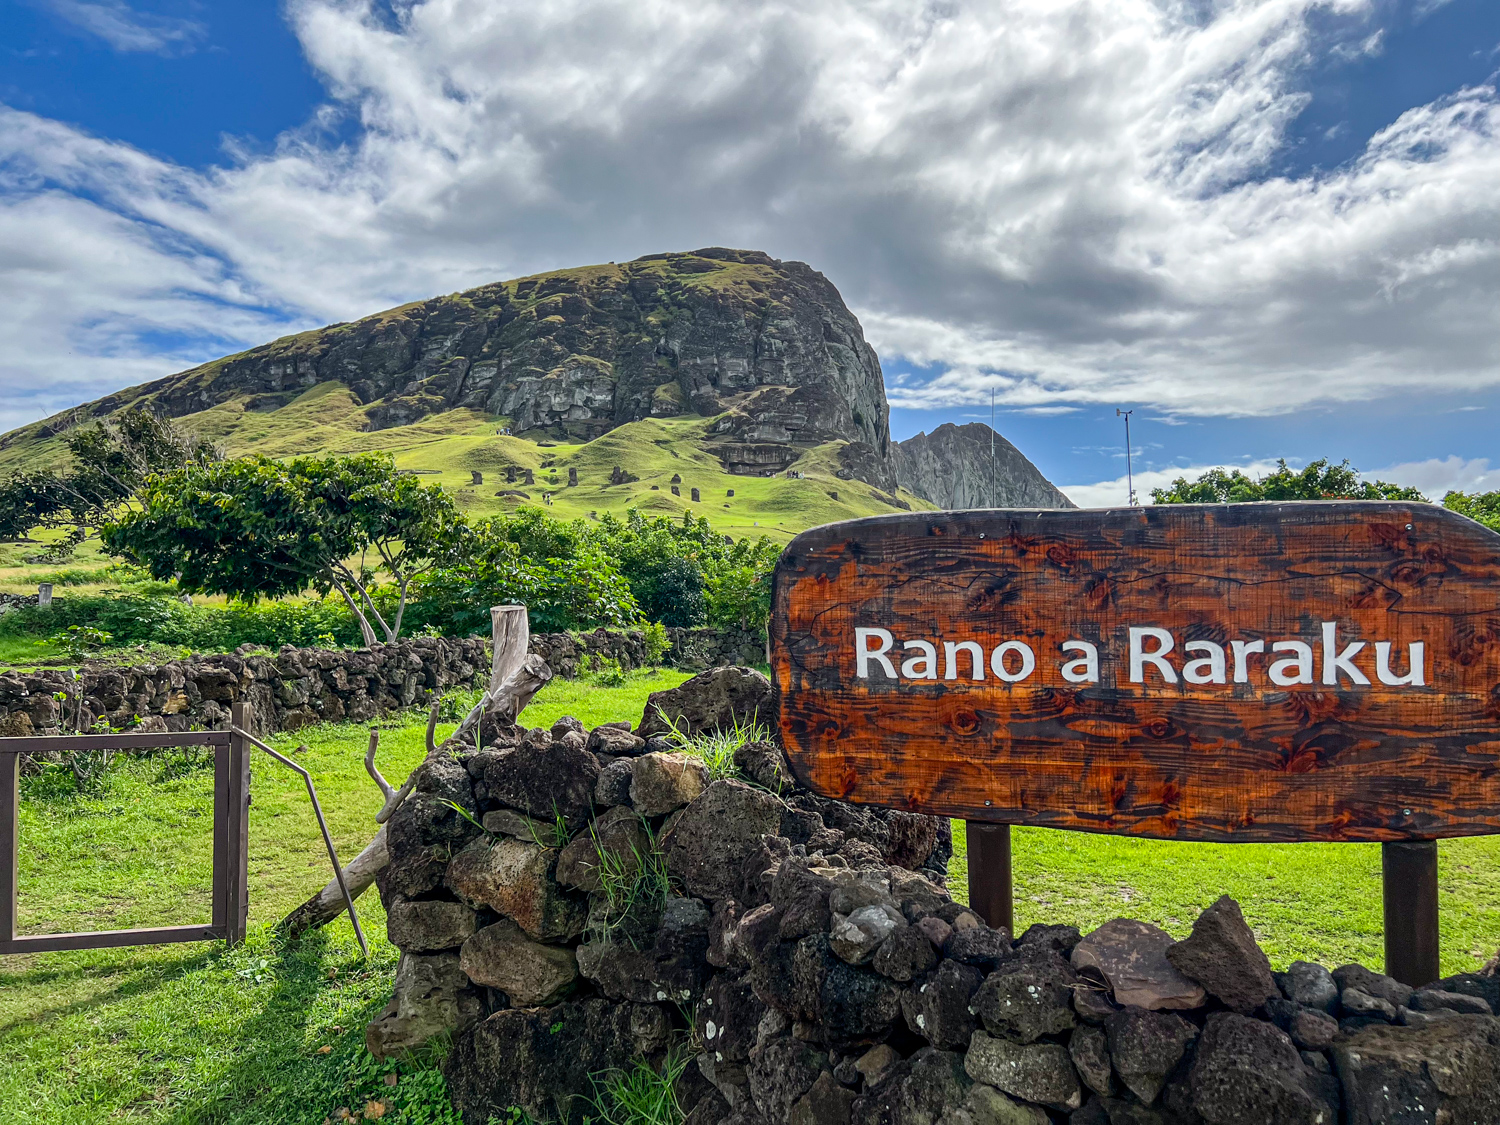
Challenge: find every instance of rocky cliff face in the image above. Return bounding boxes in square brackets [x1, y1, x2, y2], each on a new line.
[894, 423, 1075, 510]
[29, 248, 891, 456]
[8, 248, 1074, 509]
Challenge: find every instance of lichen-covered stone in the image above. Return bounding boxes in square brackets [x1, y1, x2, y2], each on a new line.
[964, 1031, 1083, 1112]
[665, 780, 786, 901]
[459, 918, 578, 1006]
[970, 946, 1078, 1044]
[366, 952, 481, 1059]
[1334, 1014, 1500, 1125]
[1104, 1007, 1198, 1105]
[386, 898, 478, 952]
[630, 751, 711, 816]
[444, 835, 586, 941]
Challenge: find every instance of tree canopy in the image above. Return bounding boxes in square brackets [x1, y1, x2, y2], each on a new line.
[1151, 459, 1427, 505]
[0, 409, 219, 555]
[103, 452, 462, 646]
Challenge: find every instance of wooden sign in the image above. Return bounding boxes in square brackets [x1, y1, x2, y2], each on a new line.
[771, 503, 1500, 843]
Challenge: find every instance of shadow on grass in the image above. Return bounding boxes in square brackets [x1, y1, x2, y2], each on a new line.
[0, 946, 217, 1036]
[161, 928, 398, 1125]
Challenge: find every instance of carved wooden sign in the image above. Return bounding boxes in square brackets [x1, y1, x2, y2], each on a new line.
[770, 503, 1500, 843]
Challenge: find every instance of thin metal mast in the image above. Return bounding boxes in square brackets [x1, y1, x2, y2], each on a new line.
[1116, 408, 1136, 506]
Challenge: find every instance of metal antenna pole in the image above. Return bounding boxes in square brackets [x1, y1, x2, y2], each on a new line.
[1116, 408, 1136, 506]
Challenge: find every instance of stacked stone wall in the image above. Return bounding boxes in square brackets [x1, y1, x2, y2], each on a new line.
[370, 667, 1500, 1125]
[0, 626, 768, 738]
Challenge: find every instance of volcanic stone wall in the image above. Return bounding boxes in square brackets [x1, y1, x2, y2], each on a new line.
[368, 667, 1500, 1125]
[0, 626, 767, 738]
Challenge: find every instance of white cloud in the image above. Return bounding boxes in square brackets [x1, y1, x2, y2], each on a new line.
[2, 0, 1499, 427]
[40, 1, 204, 54]
[1365, 456, 1500, 497]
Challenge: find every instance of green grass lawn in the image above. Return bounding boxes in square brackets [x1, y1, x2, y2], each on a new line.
[947, 824, 1500, 975]
[2, 664, 1497, 1124]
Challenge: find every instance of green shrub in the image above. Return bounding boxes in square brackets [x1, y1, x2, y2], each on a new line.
[0, 590, 364, 650]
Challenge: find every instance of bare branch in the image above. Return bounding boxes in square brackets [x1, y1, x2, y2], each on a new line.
[365, 725, 417, 826]
[364, 728, 394, 801]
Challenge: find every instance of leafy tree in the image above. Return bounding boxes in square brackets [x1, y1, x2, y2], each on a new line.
[635, 556, 706, 627]
[406, 519, 639, 634]
[585, 509, 781, 628]
[0, 409, 219, 556]
[704, 563, 774, 629]
[103, 452, 461, 646]
[1442, 490, 1500, 533]
[1152, 459, 1427, 504]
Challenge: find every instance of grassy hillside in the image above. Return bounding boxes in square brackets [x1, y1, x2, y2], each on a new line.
[0, 380, 930, 548]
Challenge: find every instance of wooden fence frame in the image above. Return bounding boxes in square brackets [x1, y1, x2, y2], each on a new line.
[0, 711, 250, 955]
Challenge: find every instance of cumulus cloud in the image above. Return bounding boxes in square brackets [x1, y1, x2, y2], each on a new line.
[2, 0, 1499, 429]
[1364, 455, 1500, 497]
[39, 0, 205, 54]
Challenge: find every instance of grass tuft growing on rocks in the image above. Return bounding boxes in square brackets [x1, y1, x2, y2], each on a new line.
[586, 1049, 691, 1125]
[659, 712, 772, 784]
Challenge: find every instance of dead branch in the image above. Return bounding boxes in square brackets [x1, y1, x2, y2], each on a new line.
[278, 606, 537, 939]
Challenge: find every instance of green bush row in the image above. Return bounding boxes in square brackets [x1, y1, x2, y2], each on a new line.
[0, 592, 365, 651]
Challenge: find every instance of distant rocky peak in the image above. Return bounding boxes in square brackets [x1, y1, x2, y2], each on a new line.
[893, 422, 1074, 510]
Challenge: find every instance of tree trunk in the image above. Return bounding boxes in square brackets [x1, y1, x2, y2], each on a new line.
[279, 826, 388, 938]
[489, 604, 529, 696]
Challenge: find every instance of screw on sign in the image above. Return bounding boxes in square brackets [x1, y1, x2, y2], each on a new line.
[770, 503, 1500, 986]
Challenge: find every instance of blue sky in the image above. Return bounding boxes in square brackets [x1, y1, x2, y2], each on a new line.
[1, 0, 1498, 504]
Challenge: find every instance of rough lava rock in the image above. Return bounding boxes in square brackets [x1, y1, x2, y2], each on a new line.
[631, 751, 711, 816]
[366, 951, 482, 1059]
[666, 780, 786, 901]
[1104, 1007, 1198, 1104]
[1071, 919, 1206, 1011]
[1189, 1012, 1338, 1125]
[444, 835, 586, 941]
[385, 898, 478, 952]
[470, 736, 599, 824]
[969, 945, 1079, 1043]
[1333, 1014, 1500, 1125]
[1277, 961, 1340, 1014]
[637, 666, 774, 738]
[1165, 894, 1277, 1014]
[964, 1030, 1083, 1112]
[444, 998, 667, 1125]
[459, 918, 578, 1006]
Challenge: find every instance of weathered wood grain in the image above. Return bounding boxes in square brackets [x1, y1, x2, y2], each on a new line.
[770, 503, 1500, 842]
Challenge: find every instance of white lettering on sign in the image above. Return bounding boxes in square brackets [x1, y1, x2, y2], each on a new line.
[851, 622, 1428, 689]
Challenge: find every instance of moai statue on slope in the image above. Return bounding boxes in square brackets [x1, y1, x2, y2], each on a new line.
[671, 485, 681, 497]
[568, 467, 578, 487]
[471, 470, 483, 486]
[690, 487, 700, 502]
[506, 465, 518, 484]
[524, 468, 535, 486]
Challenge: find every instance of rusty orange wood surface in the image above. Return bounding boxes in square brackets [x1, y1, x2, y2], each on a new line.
[770, 503, 1500, 842]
